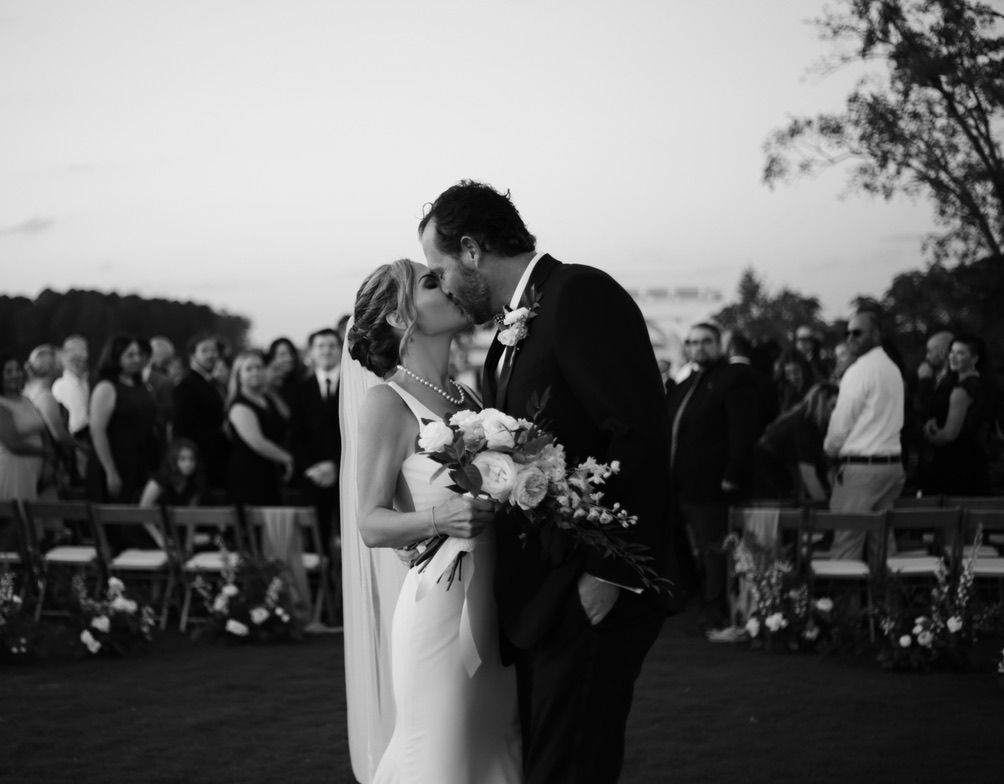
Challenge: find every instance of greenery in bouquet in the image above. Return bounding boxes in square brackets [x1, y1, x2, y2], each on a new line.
[73, 575, 156, 657]
[873, 527, 981, 674]
[724, 533, 836, 652]
[191, 544, 301, 643]
[415, 390, 668, 592]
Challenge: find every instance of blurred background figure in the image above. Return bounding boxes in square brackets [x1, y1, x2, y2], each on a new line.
[794, 324, 832, 383]
[725, 330, 778, 428]
[87, 335, 158, 507]
[774, 348, 814, 416]
[225, 350, 292, 506]
[140, 438, 204, 508]
[51, 334, 91, 482]
[173, 333, 229, 490]
[0, 349, 49, 507]
[831, 341, 853, 381]
[146, 335, 176, 443]
[23, 344, 76, 499]
[265, 336, 305, 410]
[922, 334, 991, 496]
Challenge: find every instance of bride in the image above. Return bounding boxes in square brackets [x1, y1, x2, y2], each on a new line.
[346, 258, 523, 784]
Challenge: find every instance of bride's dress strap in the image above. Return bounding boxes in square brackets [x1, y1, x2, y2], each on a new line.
[385, 381, 439, 424]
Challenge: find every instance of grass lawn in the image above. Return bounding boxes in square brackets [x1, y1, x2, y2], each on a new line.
[3, 610, 1002, 784]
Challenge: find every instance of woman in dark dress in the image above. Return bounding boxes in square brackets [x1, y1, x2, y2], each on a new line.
[924, 334, 990, 496]
[225, 350, 292, 506]
[265, 337, 305, 411]
[753, 382, 839, 501]
[774, 348, 814, 416]
[87, 335, 158, 503]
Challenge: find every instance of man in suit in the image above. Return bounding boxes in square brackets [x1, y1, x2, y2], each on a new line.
[667, 323, 761, 632]
[290, 328, 343, 558]
[172, 333, 229, 489]
[420, 180, 676, 784]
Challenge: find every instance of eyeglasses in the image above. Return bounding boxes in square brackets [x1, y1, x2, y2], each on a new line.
[846, 329, 865, 338]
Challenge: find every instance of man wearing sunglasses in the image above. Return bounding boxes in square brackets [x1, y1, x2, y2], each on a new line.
[823, 311, 905, 560]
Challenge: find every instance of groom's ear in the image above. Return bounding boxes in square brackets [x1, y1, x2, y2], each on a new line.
[459, 235, 482, 268]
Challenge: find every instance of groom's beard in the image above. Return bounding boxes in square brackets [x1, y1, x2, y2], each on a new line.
[449, 266, 494, 325]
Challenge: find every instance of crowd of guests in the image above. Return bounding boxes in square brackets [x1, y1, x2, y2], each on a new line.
[663, 314, 1003, 632]
[0, 321, 349, 564]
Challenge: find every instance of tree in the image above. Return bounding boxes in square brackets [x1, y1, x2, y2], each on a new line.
[764, 0, 1004, 265]
[713, 266, 825, 343]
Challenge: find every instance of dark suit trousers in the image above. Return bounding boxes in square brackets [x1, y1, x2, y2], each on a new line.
[677, 500, 730, 626]
[512, 588, 665, 784]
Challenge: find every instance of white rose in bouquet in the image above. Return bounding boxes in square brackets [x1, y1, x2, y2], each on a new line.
[418, 420, 455, 452]
[481, 411, 519, 450]
[90, 615, 111, 633]
[947, 615, 963, 633]
[510, 465, 549, 510]
[472, 451, 518, 502]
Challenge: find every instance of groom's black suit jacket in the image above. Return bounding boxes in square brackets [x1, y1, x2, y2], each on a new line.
[483, 254, 677, 650]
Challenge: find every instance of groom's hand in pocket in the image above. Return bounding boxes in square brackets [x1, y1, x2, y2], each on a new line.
[577, 573, 620, 625]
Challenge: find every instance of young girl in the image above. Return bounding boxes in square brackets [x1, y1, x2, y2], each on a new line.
[139, 438, 203, 508]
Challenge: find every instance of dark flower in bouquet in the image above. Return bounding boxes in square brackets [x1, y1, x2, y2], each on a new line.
[874, 526, 981, 673]
[414, 390, 669, 592]
[724, 533, 835, 652]
[73, 575, 156, 657]
[192, 543, 302, 643]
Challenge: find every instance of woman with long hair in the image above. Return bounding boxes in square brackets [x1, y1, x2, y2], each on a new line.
[346, 258, 521, 784]
[265, 336, 305, 409]
[753, 382, 840, 501]
[86, 335, 158, 503]
[774, 348, 814, 416]
[923, 334, 991, 495]
[139, 438, 204, 508]
[0, 350, 49, 504]
[224, 350, 292, 506]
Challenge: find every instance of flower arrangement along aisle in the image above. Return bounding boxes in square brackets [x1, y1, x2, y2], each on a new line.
[723, 533, 836, 652]
[0, 571, 39, 663]
[413, 391, 669, 592]
[191, 543, 302, 643]
[874, 526, 982, 673]
[73, 576, 155, 657]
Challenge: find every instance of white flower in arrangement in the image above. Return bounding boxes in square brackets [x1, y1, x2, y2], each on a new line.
[222, 584, 239, 598]
[110, 596, 138, 615]
[225, 619, 250, 636]
[745, 617, 761, 638]
[418, 421, 454, 452]
[90, 615, 111, 633]
[448, 409, 479, 430]
[471, 451, 519, 502]
[814, 597, 834, 613]
[250, 607, 270, 626]
[107, 577, 126, 597]
[917, 631, 934, 648]
[510, 466, 549, 511]
[481, 411, 519, 450]
[212, 595, 229, 613]
[765, 613, 788, 632]
[803, 623, 820, 642]
[276, 608, 290, 623]
[80, 629, 102, 654]
[899, 635, 912, 648]
[947, 616, 963, 633]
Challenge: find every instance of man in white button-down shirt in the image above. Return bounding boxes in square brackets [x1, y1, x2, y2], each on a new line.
[824, 311, 905, 560]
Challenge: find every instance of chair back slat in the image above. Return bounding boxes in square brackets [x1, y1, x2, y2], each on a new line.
[167, 506, 244, 555]
[893, 495, 942, 509]
[90, 504, 173, 561]
[944, 496, 1004, 512]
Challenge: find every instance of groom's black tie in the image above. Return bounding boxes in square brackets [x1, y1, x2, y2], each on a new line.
[496, 344, 515, 409]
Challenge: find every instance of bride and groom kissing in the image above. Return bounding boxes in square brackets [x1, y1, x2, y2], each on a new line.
[344, 181, 679, 784]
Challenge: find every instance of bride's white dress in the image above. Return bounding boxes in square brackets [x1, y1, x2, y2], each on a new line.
[372, 382, 522, 784]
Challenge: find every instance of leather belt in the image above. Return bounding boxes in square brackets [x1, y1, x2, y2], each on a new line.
[840, 455, 901, 465]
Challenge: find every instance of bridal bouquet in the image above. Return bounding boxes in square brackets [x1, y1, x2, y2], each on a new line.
[414, 391, 667, 592]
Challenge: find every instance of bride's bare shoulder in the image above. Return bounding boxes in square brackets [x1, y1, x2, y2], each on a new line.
[359, 383, 410, 425]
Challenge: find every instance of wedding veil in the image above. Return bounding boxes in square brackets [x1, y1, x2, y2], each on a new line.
[339, 322, 408, 784]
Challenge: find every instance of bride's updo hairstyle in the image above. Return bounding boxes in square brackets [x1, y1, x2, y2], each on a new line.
[348, 259, 419, 378]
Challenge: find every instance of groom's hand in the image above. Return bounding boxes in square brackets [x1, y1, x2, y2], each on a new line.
[577, 573, 620, 626]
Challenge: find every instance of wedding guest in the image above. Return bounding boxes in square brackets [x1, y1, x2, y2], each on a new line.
[172, 333, 229, 489]
[753, 382, 839, 502]
[145, 336, 176, 444]
[0, 350, 48, 504]
[824, 311, 905, 561]
[265, 337, 305, 410]
[225, 350, 292, 506]
[290, 328, 342, 555]
[775, 348, 814, 415]
[139, 438, 203, 508]
[51, 334, 91, 482]
[831, 341, 853, 381]
[923, 334, 991, 496]
[912, 330, 954, 494]
[668, 322, 762, 631]
[794, 324, 832, 382]
[87, 335, 158, 505]
[726, 330, 778, 428]
[23, 345, 75, 498]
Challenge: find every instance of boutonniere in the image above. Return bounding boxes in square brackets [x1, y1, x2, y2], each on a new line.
[497, 286, 541, 348]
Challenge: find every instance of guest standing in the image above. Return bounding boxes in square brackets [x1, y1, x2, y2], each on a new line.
[225, 351, 292, 506]
[0, 350, 48, 504]
[913, 330, 955, 494]
[265, 337, 305, 410]
[775, 348, 814, 415]
[87, 335, 158, 504]
[824, 312, 905, 561]
[51, 335, 91, 483]
[172, 333, 229, 490]
[23, 345, 76, 497]
[923, 334, 991, 496]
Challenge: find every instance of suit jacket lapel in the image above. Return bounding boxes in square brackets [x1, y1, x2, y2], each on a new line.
[496, 254, 560, 410]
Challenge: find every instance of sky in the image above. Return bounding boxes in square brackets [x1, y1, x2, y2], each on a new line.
[0, 0, 947, 345]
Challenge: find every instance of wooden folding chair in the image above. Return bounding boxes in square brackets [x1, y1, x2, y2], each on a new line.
[22, 500, 104, 620]
[961, 509, 1004, 602]
[884, 507, 961, 580]
[806, 510, 887, 640]
[90, 504, 177, 630]
[0, 500, 35, 605]
[893, 495, 942, 509]
[946, 497, 1004, 550]
[167, 506, 245, 631]
[244, 506, 338, 627]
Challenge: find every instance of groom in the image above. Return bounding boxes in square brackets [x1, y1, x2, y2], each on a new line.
[420, 181, 677, 784]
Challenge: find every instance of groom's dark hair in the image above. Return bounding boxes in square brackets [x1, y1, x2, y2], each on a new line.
[419, 180, 536, 258]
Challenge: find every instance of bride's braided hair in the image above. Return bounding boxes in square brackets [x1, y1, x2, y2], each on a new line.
[347, 259, 419, 378]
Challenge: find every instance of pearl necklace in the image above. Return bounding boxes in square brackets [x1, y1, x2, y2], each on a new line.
[396, 365, 466, 406]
